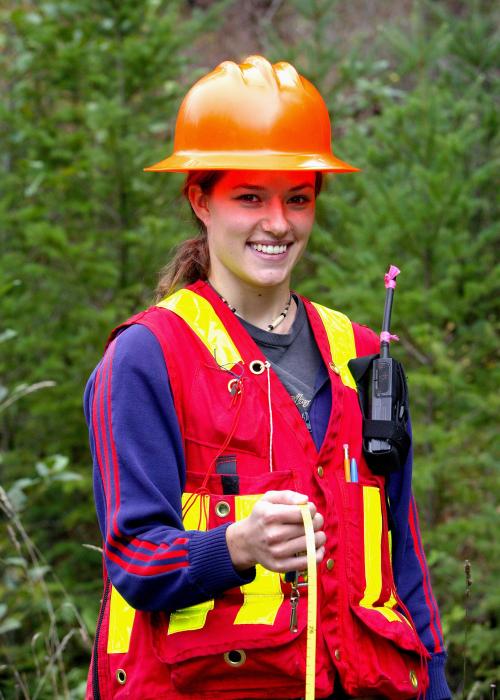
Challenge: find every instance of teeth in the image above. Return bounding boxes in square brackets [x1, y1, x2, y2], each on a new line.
[252, 243, 288, 254]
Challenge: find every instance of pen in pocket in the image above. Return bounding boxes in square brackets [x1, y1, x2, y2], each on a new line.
[350, 457, 358, 483]
[343, 444, 350, 482]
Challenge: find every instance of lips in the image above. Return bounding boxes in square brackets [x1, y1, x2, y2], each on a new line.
[250, 243, 289, 255]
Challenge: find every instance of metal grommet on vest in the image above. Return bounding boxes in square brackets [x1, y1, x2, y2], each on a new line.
[116, 669, 127, 685]
[227, 378, 241, 395]
[334, 649, 341, 661]
[329, 361, 341, 375]
[224, 649, 246, 667]
[215, 500, 231, 518]
[249, 360, 266, 375]
[409, 670, 418, 688]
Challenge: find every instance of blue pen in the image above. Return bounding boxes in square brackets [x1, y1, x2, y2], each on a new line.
[350, 457, 358, 483]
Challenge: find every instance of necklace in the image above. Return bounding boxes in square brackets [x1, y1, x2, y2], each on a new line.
[208, 281, 293, 332]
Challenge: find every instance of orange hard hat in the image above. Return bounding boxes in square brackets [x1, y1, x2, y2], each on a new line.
[144, 55, 358, 173]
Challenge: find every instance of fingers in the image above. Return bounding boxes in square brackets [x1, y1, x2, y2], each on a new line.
[258, 527, 327, 572]
[260, 490, 309, 506]
[263, 527, 326, 558]
[258, 492, 319, 526]
[227, 490, 326, 573]
[276, 542, 326, 573]
[312, 510, 324, 532]
[260, 491, 320, 525]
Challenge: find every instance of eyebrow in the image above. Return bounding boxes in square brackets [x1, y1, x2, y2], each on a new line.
[232, 183, 315, 191]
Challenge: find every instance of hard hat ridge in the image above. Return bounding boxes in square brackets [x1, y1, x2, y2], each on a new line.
[238, 55, 300, 91]
[144, 55, 359, 173]
[274, 60, 303, 89]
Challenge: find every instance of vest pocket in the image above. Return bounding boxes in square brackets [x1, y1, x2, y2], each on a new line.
[152, 468, 332, 696]
[338, 605, 429, 699]
[151, 591, 331, 696]
[337, 482, 429, 699]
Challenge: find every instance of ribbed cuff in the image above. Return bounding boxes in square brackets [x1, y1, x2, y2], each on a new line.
[189, 524, 256, 597]
[426, 653, 452, 700]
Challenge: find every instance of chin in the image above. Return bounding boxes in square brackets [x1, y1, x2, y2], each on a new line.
[247, 274, 288, 289]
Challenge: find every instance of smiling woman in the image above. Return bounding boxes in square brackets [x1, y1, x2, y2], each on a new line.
[186, 170, 316, 331]
[84, 56, 450, 700]
[155, 170, 323, 303]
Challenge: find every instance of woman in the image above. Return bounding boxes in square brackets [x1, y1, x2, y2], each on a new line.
[85, 56, 450, 700]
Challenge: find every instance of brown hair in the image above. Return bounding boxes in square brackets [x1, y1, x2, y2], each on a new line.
[155, 171, 324, 301]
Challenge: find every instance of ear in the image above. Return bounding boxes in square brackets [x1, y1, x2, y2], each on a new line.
[187, 185, 211, 228]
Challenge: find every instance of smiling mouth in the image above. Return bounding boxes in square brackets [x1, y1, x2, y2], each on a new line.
[250, 243, 289, 255]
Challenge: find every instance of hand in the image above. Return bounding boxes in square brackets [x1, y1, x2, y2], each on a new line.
[226, 490, 326, 572]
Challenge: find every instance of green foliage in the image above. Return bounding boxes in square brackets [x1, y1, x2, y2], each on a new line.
[0, 474, 91, 699]
[1, 0, 219, 470]
[1, 0, 226, 696]
[0, 0, 498, 696]
[294, 2, 499, 694]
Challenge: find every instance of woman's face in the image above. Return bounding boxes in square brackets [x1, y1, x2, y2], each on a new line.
[189, 170, 317, 294]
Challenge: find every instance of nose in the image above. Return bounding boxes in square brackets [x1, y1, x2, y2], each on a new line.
[262, 198, 290, 237]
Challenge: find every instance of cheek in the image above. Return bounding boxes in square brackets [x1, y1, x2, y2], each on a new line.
[210, 205, 256, 234]
[295, 211, 315, 239]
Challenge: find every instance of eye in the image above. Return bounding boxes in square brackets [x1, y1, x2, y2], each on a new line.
[288, 194, 311, 205]
[235, 193, 260, 203]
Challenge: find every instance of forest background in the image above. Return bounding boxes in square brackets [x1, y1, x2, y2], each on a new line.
[0, 0, 498, 698]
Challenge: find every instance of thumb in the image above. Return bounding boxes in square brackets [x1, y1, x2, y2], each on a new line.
[261, 490, 309, 506]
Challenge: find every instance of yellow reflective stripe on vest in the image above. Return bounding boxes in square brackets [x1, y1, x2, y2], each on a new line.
[311, 303, 357, 391]
[234, 495, 283, 626]
[360, 486, 401, 623]
[107, 586, 136, 654]
[158, 289, 242, 370]
[169, 493, 283, 634]
[168, 493, 214, 635]
[106, 493, 213, 648]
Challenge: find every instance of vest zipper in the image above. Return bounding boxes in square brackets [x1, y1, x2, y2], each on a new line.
[92, 577, 111, 700]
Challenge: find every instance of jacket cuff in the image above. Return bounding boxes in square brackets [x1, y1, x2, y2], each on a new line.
[189, 524, 256, 596]
[426, 653, 452, 700]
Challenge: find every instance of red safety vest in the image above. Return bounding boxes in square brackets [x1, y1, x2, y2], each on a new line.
[87, 281, 429, 700]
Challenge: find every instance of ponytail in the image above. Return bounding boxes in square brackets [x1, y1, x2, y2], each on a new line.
[155, 170, 324, 301]
[155, 233, 210, 301]
[155, 171, 224, 301]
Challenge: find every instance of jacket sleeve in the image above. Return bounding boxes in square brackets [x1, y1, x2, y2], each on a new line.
[388, 426, 451, 700]
[350, 323, 450, 699]
[84, 323, 254, 612]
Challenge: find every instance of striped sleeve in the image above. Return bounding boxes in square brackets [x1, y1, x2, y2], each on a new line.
[388, 422, 451, 700]
[84, 323, 254, 611]
[350, 321, 450, 697]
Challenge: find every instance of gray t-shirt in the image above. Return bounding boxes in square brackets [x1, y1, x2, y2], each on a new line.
[239, 296, 324, 430]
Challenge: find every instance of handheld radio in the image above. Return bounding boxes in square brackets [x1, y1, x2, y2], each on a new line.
[348, 265, 411, 475]
[368, 265, 401, 454]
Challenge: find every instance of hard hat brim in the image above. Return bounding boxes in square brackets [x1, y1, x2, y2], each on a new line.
[144, 150, 359, 173]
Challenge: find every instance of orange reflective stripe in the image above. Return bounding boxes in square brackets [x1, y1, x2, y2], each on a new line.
[168, 493, 214, 635]
[311, 302, 357, 390]
[360, 486, 401, 623]
[158, 289, 242, 369]
[107, 585, 136, 654]
[233, 496, 283, 626]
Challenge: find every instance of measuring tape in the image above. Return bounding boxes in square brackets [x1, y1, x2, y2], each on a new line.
[300, 504, 317, 700]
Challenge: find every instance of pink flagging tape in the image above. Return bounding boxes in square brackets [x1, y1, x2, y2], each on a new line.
[384, 265, 401, 289]
[380, 331, 399, 344]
